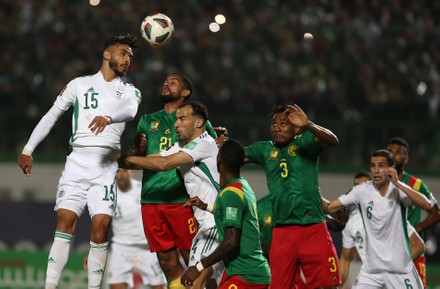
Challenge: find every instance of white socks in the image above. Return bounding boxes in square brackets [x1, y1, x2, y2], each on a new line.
[45, 231, 72, 289]
[87, 241, 109, 289]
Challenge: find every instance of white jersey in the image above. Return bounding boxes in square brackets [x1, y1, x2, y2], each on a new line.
[342, 207, 416, 265]
[339, 181, 413, 274]
[342, 208, 367, 262]
[24, 71, 141, 152]
[162, 131, 219, 230]
[112, 179, 148, 246]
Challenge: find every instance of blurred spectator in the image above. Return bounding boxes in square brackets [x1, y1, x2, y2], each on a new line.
[2, 0, 440, 169]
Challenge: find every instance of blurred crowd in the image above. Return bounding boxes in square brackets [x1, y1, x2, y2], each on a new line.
[1, 0, 440, 169]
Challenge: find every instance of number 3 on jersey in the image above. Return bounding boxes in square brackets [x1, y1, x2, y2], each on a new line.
[280, 159, 288, 178]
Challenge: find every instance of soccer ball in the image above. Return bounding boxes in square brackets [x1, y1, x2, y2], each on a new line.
[140, 13, 174, 47]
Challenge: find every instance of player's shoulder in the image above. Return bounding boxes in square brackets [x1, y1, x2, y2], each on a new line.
[119, 79, 140, 91]
[199, 132, 218, 146]
[247, 140, 274, 149]
[221, 181, 244, 196]
[257, 194, 270, 204]
[70, 73, 96, 85]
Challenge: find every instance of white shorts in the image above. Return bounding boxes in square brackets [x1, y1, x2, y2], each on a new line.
[55, 147, 119, 217]
[189, 226, 224, 285]
[107, 243, 167, 287]
[353, 266, 423, 289]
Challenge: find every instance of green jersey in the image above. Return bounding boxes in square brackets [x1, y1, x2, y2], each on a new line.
[214, 177, 271, 284]
[137, 110, 186, 204]
[137, 110, 217, 204]
[402, 171, 435, 239]
[257, 195, 273, 244]
[246, 130, 325, 225]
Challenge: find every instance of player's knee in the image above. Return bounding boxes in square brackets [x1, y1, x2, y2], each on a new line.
[158, 257, 183, 278]
[90, 228, 110, 243]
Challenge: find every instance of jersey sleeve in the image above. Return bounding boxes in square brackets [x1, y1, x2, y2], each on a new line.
[205, 120, 218, 138]
[245, 142, 267, 165]
[107, 84, 141, 123]
[181, 139, 211, 163]
[396, 183, 414, 207]
[420, 181, 437, 204]
[24, 81, 76, 152]
[220, 189, 246, 229]
[407, 221, 415, 236]
[53, 79, 77, 111]
[342, 220, 356, 249]
[339, 186, 360, 208]
[136, 114, 149, 134]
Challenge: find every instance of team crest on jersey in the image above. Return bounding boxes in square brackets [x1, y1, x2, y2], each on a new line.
[115, 90, 123, 99]
[269, 150, 278, 160]
[150, 121, 159, 131]
[264, 215, 272, 226]
[288, 145, 299, 156]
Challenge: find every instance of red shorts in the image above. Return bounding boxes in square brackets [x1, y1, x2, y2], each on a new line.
[269, 223, 341, 289]
[219, 273, 269, 289]
[141, 204, 197, 252]
[414, 256, 426, 288]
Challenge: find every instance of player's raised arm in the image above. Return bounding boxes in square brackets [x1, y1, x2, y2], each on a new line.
[18, 105, 66, 176]
[284, 104, 339, 148]
[122, 151, 193, 171]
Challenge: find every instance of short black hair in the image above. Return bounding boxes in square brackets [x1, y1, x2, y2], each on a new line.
[104, 34, 138, 51]
[218, 139, 245, 173]
[179, 100, 208, 123]
[169, 72, 194, 98]
[388, 137, 409, 152]
[354, 171, 372, 180]
[269, 103, 293, 118]
[371, 149, 395, 166]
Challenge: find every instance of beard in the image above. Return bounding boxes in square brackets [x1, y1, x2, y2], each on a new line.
[109, 58, 125, 77]
[161, 91, 180, 103]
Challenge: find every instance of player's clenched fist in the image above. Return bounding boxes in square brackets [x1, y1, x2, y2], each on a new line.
[18, 154, 33, 176]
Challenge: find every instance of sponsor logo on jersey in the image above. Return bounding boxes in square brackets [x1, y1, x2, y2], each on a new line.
[226, 207, 238, 221]
[288, 145, 299, 156]
[165, 128, 171, 134]
[87, 87, 95, 92]
[92, 268, 105, 275]
[57, 190, 65, 198]
[150, 121, 159, 131]
[184, 141, 197, 150]
[269, 150, 278, 159]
